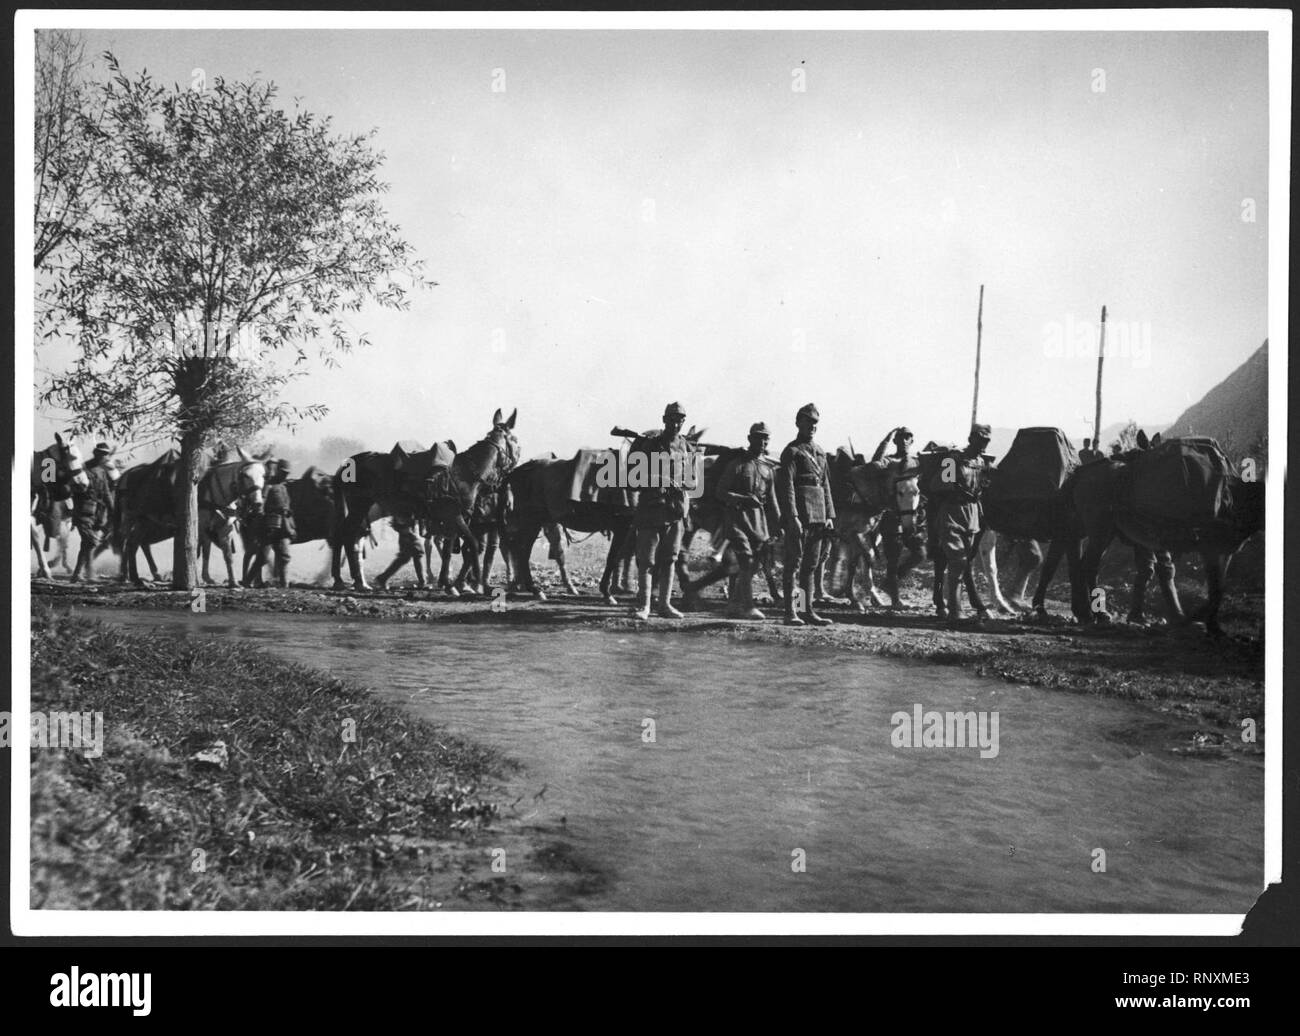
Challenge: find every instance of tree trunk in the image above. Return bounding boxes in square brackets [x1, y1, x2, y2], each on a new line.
[172, 429, 205, 590]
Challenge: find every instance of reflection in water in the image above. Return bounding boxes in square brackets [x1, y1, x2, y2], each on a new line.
[102, 610, 1263, 913]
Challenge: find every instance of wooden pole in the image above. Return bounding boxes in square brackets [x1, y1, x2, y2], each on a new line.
[1093, 305, 1107, 447]
[971, 284, 984, 426]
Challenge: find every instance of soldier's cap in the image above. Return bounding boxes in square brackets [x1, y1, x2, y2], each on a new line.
[92, 442, 113, 456]
[663, 402, 687, 420]
[748, 422, 771, 438]
[272, 458, 291, 473]
[796, 403, 820, 422]
[969, 423, 992, 442]
[894, 426, 914, 440]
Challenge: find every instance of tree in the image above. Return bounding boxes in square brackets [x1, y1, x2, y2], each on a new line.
[40, 55, 435, 588]
[34, 30, 103, 271]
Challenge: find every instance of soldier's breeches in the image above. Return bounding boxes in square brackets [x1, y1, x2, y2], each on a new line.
[635, 522, 684, 572]
[784, 527, 829, 580]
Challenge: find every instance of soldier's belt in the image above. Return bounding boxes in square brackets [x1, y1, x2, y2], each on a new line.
[794, 476, 822, 487]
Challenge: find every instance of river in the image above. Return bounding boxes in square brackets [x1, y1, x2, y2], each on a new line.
[99, 609, 1263, 913]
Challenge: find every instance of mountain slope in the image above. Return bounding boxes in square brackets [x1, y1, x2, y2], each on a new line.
[1163, 340, 1268, 461]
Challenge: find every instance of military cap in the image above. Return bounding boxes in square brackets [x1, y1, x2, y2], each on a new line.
[969, 423, 992, 442]
[894, 426, 914, 440]
[748, 422, 772, 438]
[273, 458, 291, 474]
[796, 403, 820, 422]
[663, 402, 687, 420]
[93, 442, 113, 456]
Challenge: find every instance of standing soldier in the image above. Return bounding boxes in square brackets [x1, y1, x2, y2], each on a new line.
[69, 442, 115, 583]
[777, 403, 836, 626]
[254, 459, 295, 589]
[700, 422, 781, 619]
[1078, 437, 1099, 463]
[629, 402, 694, 620]
[928, 423, 993, 625]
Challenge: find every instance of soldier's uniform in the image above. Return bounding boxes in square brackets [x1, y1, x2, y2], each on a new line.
[927, 424, 992, 621]
[778, 403, 836, 625]
[713, 422, 781, 619]
[716, 449, 779, 566]
[258, 461, 295, 588]
[70, 444, 115, 582]
[629, 402, 693, 619]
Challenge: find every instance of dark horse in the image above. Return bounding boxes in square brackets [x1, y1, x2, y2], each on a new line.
[1030, 437, 1264, 636]
[31, 434, 89, 579]
[333, 409, 519, 591]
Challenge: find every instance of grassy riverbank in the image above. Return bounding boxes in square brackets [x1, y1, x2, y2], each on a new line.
[29, 608, 596, 910]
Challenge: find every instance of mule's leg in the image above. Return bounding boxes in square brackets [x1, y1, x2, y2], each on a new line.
[1154, 550, 1185, 625]
[1127, 547, 1154, 623]
[1031, 537, 1067, 615]
[977, 531, 1014, 614]
[1079, 529, 1114, 624]
[480, 528, 498, 595]
[1197, 549, 1226, 636]
[32, 523, 53, 579]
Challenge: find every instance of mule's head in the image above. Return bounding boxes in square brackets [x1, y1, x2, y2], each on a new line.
[488, 408, 521, 481]
[893, 471, 922, 534]
[235, 456, 268, 514]
[54, 433, 90, 491]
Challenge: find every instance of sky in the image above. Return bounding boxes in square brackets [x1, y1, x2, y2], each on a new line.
[31, 27, 1270, 463]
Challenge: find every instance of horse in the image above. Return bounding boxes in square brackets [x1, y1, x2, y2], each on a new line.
[197, 448, 270, 586]
[818, 446, 926, 611]
[333, 409, 519, 591]
[31, 434, 89, 579]
[114, 446, 267, 586]
[1031, 436, 1262, 636]
[414, 411, 519, 594]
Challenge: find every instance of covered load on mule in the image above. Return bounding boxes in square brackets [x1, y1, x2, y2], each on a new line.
[566, 448, 635, 510]
[1125, 436, 1235, 526]
[983, 426, 1078, 540]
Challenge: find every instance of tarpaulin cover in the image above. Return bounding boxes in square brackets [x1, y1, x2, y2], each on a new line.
[987, 427, 1079, 504]
[1129, 437, 1234, 524]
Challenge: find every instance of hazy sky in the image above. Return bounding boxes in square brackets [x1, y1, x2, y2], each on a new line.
[33, 28, 1270, 460]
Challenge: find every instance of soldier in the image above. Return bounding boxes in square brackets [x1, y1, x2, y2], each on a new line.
[777, 403, 836, 626]
[928, 424, 993, 625]
[1078, 437, 1099, 464]
[253, 459, 295, 589]
[871, 426, 916, 467]
[69, 442, 115, 583]
[685, 422, 780, 619]
[629, 402, 694, 620]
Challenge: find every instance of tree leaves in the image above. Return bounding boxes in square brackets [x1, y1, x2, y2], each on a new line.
[39, 51, 435, 449]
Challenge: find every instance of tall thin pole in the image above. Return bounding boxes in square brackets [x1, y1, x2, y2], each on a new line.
[971, 284, 984, 426]
[1093, 305, 1107, 447]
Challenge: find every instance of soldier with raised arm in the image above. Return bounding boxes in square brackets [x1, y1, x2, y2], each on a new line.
[777, 403, 836, 626]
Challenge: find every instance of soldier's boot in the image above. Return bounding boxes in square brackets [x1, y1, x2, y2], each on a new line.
[802, 573, 832, 626]
[783, 569, 804, 626]
[726, 563, 766, 620]
[630, 569, 652, 620]
[943, 565, 964, 627]
[657, 569, 685, 620]
[372, 555, 406, 591]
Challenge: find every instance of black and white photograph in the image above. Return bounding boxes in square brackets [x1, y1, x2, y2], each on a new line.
[14, 10, 1290, 948]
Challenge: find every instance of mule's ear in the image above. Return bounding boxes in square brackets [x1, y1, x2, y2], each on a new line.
[236, 445, 253, 462]
[492, 407, 504, 427]
[506, 408, 517, 429]
[1136, 429, 1149, 450]
[55, 432, 65, 448]
[1151, 432, 1162, 446]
